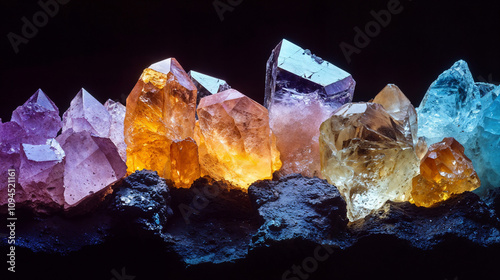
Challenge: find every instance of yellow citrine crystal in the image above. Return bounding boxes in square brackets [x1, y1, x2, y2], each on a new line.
[196, 89, 282, 189]
[411, 137, 481, 207]
[320, 102, 420, 221]
[124, 58, 198, 182]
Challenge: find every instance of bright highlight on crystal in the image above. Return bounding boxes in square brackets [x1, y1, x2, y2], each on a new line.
[196, 89, 281, 189]
[124, 58, 197, 184]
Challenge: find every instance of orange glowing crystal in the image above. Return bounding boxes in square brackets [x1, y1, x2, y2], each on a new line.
[196, 89, 281, 189]
[411, 137, 481, 207]
[124, 58, 198, 181]
[170, 137, 201, 188]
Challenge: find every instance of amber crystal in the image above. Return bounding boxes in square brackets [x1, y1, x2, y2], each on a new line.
[411, 137, 481, 207]
[170, 137, 200, 188]
[372, 84, 418, 146]
[197, 89, 281, 189]
[320, 103, 420, 221]
[124, 58, 197, 180]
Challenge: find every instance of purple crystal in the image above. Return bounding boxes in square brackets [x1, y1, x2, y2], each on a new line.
[17, 139, 65, 213]
[62, 88, 111, 137]
[11, 89, 62, 145]
[57, 129, 127, 209]
[104, 99, 127, 161]
[0, 121, 26, 209]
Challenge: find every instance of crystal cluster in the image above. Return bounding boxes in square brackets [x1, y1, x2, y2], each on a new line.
[265, 39, 355, 178]
[3, 46, 497, 220]
[417, 60, 500, 192]
[411, 138, 481, 207]
[0, 88, 127, 213]
[125, 59, 280, 189]
[196, 89, 281, 188]
[320, 100, 420, 221]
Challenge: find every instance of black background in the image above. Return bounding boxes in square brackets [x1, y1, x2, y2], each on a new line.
[1, 0, 500, 120]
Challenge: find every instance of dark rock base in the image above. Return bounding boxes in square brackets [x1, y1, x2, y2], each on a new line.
[2, 171, 500, 280]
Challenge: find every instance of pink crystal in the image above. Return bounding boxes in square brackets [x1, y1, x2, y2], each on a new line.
[62, 88, 111, 137]
[11, 89, 61, 145]
[104, 99, 127, 161]
[57, 129, 127, 209]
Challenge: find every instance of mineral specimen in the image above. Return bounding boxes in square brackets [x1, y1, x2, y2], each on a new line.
[477, 95, 500, 188]
[11, 89, 62, 144]
[57, 129, 127, 209]
[62, 88, 111, 138]
[104, 99, 127, 161]
[411, 137, 481, 207]
[372, 84, 417, 146]
[17, 139, 65, 212]
[265, 39, 355, 178]
[320, 103, 420, 221]
[170, 137, 201, 188]
[417, 60, 500, 191]
[196, 89, 281, 189]
[188, 70, 231, 107]
[124, 58, 197, 180]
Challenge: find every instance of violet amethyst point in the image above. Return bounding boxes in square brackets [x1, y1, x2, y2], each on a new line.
[11, 89, 62, 144]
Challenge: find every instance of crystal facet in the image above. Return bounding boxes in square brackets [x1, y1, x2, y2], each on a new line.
[188, 70, 231, 107]
[170, 137, 201, 188]
[104, 99, 127, 161]
[17, 139, 65, 213]
[372, 84, 418, 146]
[265, 39, 355, 178]
[57, 130, 127, 209]
[11, 89, 62, 144]
[411, 138, 481, 207]
[417, 60, 500, 191]
[62, 88, 112, 138]
[197, 89, 281, 189]
[124, 58, 197, 181]
[320, 103, 420, 221]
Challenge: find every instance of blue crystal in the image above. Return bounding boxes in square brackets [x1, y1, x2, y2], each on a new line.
[417, 60, 500, 192]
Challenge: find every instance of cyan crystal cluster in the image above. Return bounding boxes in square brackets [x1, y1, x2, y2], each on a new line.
[417, 60, 500, 193]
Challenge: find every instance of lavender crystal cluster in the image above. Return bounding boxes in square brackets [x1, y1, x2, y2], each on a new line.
[0, 89, 127, 214]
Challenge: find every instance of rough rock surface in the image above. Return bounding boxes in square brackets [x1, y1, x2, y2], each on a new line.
[248, 174, 348, 247]
[110, 170, 173, 233]
[348, 191, 500, 250]
[2, 175, 499, 280]
[165, 177, 260, 265]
